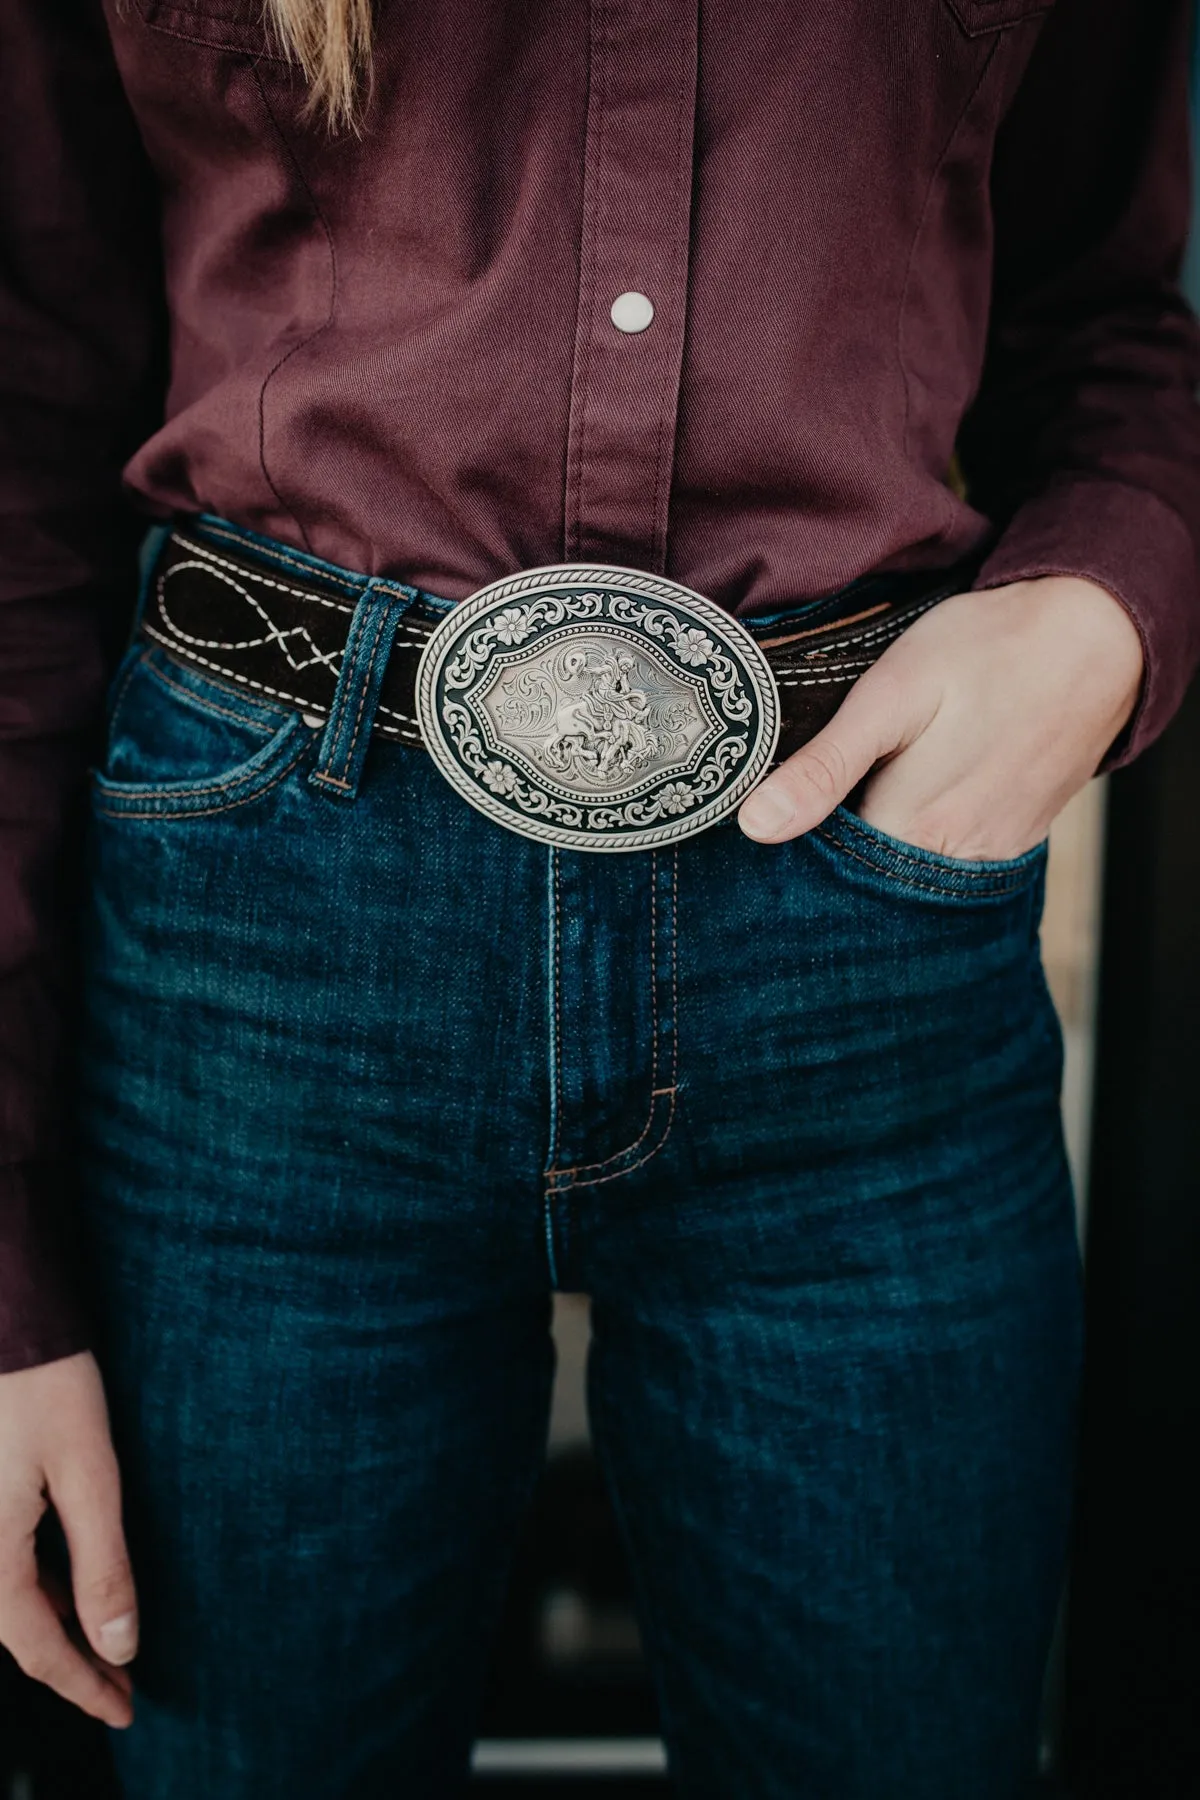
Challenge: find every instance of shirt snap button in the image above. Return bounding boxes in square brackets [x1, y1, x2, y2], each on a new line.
[609, 290, 655, 334]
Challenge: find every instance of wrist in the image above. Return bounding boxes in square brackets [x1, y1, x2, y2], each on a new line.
[982, 574, 1145, 733]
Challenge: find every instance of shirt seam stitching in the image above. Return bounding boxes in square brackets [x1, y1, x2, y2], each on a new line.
[251, 62, 338, 556]
[897, 36, 1000, 531]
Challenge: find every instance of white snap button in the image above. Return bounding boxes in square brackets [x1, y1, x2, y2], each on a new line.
[610, 290, 655, 334]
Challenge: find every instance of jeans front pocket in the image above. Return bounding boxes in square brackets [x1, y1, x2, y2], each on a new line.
[813, 801, 1049, 910]
[92, 644, 314, 822]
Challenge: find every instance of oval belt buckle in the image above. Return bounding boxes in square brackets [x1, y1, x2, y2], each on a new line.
[415, 563, 781, 852]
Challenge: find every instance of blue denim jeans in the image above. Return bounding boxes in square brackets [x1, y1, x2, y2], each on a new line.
[76, 522, 1083, 1798]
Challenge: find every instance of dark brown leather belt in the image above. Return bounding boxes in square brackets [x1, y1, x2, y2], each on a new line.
[140, 521, 969, 771]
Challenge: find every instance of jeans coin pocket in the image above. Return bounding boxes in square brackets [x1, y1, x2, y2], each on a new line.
[92, 644, 313, 821]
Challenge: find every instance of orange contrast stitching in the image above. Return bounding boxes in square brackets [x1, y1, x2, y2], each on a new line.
[140, 654, 281, 731]
[815, 818, 1040, 900]
[548, 849, 680, 1190]
[94, 737, 310, 822]
[319, 602, 391, 786]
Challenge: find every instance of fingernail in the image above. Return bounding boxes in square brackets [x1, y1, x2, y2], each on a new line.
[738, 785, 797, 840]
[98, 1612, 138, 1664]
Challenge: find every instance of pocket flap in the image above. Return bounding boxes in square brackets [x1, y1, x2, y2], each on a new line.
[131, 0, 288, 59]
[944, 0, 1056, 35]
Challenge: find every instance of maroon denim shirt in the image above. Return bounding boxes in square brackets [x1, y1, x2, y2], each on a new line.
[2, 0, 1199, 1370]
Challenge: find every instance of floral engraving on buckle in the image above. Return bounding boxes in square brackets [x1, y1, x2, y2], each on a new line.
[416, 565, 780, 851]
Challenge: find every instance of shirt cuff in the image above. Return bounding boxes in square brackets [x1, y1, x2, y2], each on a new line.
[970, 478, 1200, 771]
[0, 1163, 92, 1375]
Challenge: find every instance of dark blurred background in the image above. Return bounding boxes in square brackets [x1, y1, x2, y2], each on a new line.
[3, 19, 1200, 1800]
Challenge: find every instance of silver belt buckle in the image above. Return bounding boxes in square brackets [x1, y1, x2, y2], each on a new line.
[415, 563, 780, 852]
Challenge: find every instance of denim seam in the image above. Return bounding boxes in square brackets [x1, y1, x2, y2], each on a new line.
[340, 606, 395, 777]
[554, 1099, 678, 1191]
[140, 653, 281, 733]
[744, 578, 890, 632]
[232, 694, 421, 745]
[824, 804, 1042, 881]
[94, 735, 310, 821]
[95, 727, 305, 806]
[551, 852, 563, 1173]
[782, 592, 948, 663]
[548, 851, 679, 1190]
[550, 857, 661, 1183]
[585, 1368, 687, 1768]
[195, 520, 365, 594]
[541, 849, 564, 1287]
[815, 817, 1041, 899]
[105, 645, 152, 742]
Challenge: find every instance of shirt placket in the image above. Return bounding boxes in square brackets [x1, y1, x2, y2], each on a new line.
[563, 0, 700, 575]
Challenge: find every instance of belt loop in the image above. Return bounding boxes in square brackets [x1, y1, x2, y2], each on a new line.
[309, 580, 417, 801]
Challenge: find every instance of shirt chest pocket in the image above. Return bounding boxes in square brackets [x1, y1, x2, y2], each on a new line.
[943, 0, 1056, 32]
[130, 0, 288, 58]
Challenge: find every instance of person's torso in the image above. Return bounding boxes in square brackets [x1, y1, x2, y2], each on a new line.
[107, 0, 1054, 609]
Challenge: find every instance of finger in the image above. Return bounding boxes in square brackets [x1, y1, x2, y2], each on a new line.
[52, 1439, 139, 1669]
[35, 1567, 134, 1700]
[738, 664, 906, 843]
[0, 1567, 133, 1728]
[39, 1565, 73, 1619]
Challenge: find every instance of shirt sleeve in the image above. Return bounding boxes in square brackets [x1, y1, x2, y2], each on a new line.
[0, 1, 165, 1371]
[957, 0, 1200, 769]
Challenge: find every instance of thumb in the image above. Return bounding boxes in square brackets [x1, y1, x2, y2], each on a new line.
[738, 665, 904, 843]
[52, 1435, 139, 1668]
